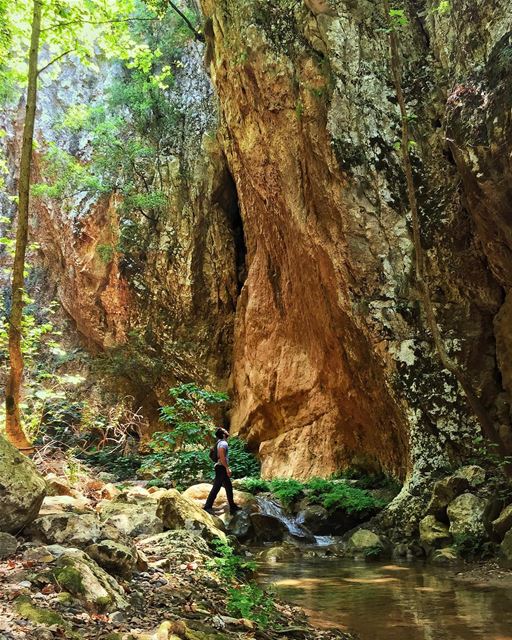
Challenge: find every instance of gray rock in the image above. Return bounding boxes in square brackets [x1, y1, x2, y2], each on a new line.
[452, 465, 486, 487]
[227, 510, 253, 540]
[138, 529, 210, 564]
[447, 493, 488, 538]
[85, 540, 138, 577]
[0, 435, 46, 533]
[296, 504, 330, 535]
[419, 515, 452, 548]
[427, 475, 470, 520]
[24, 512, 128, 549]
[0, 532, 18, 558]
[249, 513, 287, 543]
[98, 500, 163, 538]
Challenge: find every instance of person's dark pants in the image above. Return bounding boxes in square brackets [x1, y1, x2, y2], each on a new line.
[204, 465, 235, 509]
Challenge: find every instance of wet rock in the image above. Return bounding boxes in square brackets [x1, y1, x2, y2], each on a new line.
[0, 435, 46, 533]
[85, 540, 139, 577]
[345, 529, 390, 559]
[492, 504, 512, 542]
[52, 549, 128, 611]
[447, 493, 488, 538]
[227, 509, 254, 540]
[0, 532, 18, 558]
[419, 515, 452, 548]
[258, 544, 301, 563]
[296, 504, 330, 535]
[157, 489, 226, 544]
[249, 513, 287, 543]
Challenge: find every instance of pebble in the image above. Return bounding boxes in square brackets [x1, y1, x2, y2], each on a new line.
[17, 581, 32, 589]
[109, 611, 127, 623]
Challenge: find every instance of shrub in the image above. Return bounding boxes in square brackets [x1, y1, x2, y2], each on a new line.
[238, 477, 271, 494]
[208, 539, 255, 581]
[268, 478, 304, 507]
[228, 437, 261, 478]
[227, 583, 275, 627]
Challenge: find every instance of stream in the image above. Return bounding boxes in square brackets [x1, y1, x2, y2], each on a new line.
[256, 555, 512, 640]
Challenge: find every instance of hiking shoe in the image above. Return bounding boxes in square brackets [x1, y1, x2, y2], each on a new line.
[203, 507, 215, 514]
[230, 504, 242, 514]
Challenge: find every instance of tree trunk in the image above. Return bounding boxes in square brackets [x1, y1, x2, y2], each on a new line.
[384, 2, 511, 463]
[5, 0, 42, 451]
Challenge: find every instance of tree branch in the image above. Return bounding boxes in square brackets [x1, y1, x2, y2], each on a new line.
[37, 49, 74, 75]
[166, 1, 205, 42]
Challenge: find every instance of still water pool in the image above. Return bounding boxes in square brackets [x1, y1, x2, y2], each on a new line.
[257, 557, 512, 639]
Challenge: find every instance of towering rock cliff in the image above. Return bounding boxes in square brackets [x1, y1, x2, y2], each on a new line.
[4, 0, 512, 486]
[199, 0, 512, 482]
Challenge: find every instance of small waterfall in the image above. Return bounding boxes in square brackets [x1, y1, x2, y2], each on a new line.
[314, 535, 336, 546]
[256, 496, 312, 540]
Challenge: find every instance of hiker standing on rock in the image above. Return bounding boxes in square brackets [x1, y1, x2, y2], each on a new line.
[203, 428, 241, 515]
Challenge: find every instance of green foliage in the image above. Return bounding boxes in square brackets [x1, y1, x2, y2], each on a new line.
[267, 478, 304, 508]
[227, 583, 275, 627]
[208, 539, 256, 581]
[139, 385, 258, 488]
[388, 7, 409, 29]
[432, 1, 450, 16]
[228, 437, 261, 478]
[238, 477, 271, 494]
[80, 447, 142, 481]
[363, 545, 385, 559]
[318, 483, 386, 513]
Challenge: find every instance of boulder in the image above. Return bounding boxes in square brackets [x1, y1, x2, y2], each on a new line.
[97, 500, 163, 538]
[85, 540, 139, 577]
[0, 435, 46, 533]
[258, 544, 301, 563]
[500, 529, 512, 567]
[227, 509, 254, 540]
[138, 530, 210, 564]
[452, 465, 486, 487]
[419, 515, 452, 547]
[24, 512, 127, 548]
[249, 513, 287, 543]
[183, 483, 255, 509]
[157, 489, 226, 544]
[345, 529, 390, 558]
[296, 504, 330, 535]
[0, 532, 18, 558]
[492, 504, 512, 541]
[447, 493, 488, 538]
[53, 548, 128, 611]
[39, 494, 92, 514]
[426, 475, 470, 521]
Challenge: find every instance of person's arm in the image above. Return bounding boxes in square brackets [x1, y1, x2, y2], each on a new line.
[218, 443, 231, 477]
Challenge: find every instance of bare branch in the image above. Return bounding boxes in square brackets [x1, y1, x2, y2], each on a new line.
[37, 49, 74, 75]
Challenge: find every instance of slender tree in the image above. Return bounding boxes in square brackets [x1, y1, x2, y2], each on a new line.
[5, 0, 42, 451]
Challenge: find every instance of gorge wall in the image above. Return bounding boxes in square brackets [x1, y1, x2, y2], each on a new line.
[7, 0, 512, 483]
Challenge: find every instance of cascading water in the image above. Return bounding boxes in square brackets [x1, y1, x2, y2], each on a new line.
[256, 496, 320, 541]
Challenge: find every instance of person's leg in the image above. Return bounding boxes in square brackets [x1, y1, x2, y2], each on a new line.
[204, 466, 223, 509]
[221, 470, 239, 510]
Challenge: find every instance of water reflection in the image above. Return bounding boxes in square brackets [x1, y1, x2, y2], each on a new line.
[257, 557, 512, 640]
